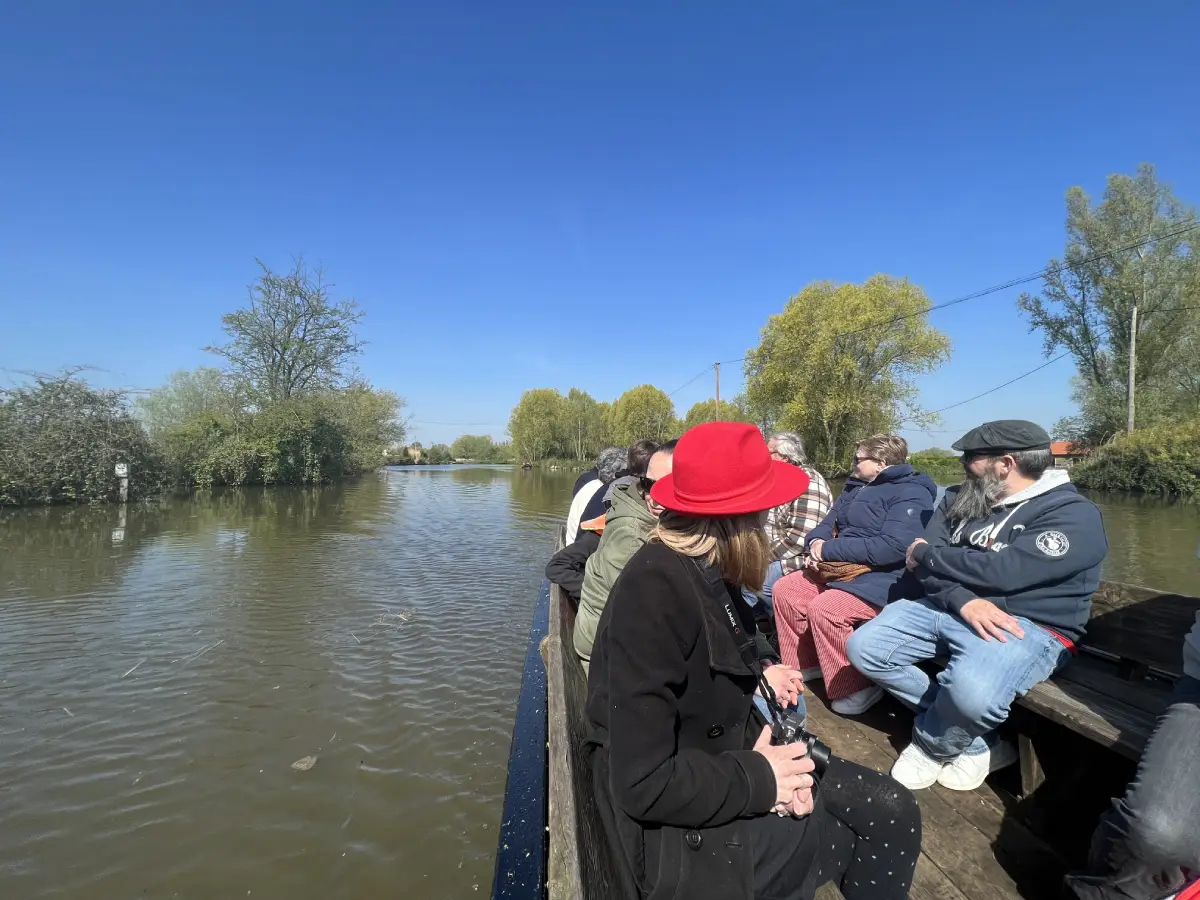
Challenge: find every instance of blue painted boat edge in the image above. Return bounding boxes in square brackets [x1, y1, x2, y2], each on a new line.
[490, 577, 550, 899]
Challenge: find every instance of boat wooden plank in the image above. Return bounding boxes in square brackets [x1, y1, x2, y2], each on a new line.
[805, 691, 1032, 900]
[829, 689, 1069, 895]
[547, 581, 624, 900]
[1018, 677, 1156, 760]
[1051, 655, 1175, 715]
[1084, 582, 1199, 676]
[545, 587, 585, 900]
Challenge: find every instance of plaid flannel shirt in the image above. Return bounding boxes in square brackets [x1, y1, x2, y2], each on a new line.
[767, 465, 833, 574]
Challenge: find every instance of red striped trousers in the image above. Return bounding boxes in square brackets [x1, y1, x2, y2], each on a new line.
[772, 571, 879, 700]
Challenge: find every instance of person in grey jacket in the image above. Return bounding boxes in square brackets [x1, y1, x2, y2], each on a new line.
[1066, 544, 1200, 900]
[848, 420, 1108, 793]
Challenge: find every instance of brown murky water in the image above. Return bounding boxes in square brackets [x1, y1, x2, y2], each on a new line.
[0, 467, 1196, 899]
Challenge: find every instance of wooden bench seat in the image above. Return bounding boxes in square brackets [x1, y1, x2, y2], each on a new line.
[1014, 582, 1199, 764]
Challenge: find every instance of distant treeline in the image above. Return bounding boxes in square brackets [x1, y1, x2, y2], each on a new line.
[1, 259, 404, 506]
[506, 385, 755, 468]
[506, 276, 952, 474]
[386, 434, 514, 466]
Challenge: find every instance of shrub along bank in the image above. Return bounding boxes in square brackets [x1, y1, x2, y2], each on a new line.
[1, 374, 404, 505]
[0, 374, 163, 505]
[1072, 419, 1200, 497]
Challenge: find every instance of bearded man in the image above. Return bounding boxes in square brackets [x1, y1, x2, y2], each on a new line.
[847, 420, 1108, 792]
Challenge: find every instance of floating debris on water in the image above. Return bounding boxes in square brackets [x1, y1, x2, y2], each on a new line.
[369, 608, 418, 631]
[291, 755, 318, 771]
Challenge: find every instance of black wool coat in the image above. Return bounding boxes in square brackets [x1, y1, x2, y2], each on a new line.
[586, 541, 816, 900]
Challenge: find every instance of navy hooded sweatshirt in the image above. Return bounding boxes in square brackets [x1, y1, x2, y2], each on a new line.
[912, 469, 1108, 643]
[805, 464, 938, 608]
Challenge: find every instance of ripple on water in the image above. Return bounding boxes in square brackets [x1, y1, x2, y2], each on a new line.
[0, 469, 572, 899]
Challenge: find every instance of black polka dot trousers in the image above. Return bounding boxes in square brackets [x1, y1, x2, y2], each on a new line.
[749, 756, 922, 900]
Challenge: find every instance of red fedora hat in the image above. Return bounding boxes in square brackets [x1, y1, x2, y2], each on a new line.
[650, 422, 810, 516]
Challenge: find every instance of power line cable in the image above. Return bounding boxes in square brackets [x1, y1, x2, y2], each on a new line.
[904, 303, 1200, 423]
[829, 217, 1200, 341]
[926, 350, 1075, 415]
[665, 364, 715, 397]
[716, 219, 1200, 371]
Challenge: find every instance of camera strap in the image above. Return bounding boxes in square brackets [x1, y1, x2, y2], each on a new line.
[681, 556, 786, 729]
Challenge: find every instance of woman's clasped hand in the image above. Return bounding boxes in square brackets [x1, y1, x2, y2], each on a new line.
[753, 724, 817, 818]
[760, 662, 805, 706]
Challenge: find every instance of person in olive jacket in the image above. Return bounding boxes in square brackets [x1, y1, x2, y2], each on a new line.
[586, 422, 921, 900]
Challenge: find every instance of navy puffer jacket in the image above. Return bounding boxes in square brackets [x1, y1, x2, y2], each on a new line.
[805, 464, 938, 607]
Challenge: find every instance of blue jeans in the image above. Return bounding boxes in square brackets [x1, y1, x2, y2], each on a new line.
[742, 560, 785, 615]
[1067, 675, 1200, 900]
[845, 597, 1069, 760]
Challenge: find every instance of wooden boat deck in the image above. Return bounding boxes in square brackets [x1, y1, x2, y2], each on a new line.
[805, 682, 1068, 900]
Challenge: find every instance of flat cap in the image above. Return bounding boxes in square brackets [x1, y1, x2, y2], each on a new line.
[952, 419, 1051, 455]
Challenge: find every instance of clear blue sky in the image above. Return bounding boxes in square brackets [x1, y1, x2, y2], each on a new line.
[2, 2, 1198, 449]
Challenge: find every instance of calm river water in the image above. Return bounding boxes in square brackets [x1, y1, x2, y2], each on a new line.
[1, 466, 1197, 899]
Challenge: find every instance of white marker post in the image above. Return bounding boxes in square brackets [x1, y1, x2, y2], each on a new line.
[115, 462, 129, 504]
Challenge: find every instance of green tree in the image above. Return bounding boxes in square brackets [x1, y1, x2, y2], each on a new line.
[488, 441, 515, 463]
[744, 276, 951, 473]
[595, 401, 615, 447]
[1017, 164, 1200, 442]
[682, 398, 749, 430]
[136, 367, 242, 435]
[562, 388, 607, 461]
[609, 384, 675, 445]
[319, 383, 406, 472]
[424, 443, 454, 465]
[507, 388, 566, 463]
[452, 434, 497, 460]
[206, 258, 365, 403]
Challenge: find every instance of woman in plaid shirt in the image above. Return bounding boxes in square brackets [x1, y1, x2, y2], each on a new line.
[742, 432, 833, 612]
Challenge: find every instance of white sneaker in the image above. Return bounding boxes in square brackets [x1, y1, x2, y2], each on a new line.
[891, 742, 946, 790]
[831, 685, 884, 715]
[936, 740, 1019, 791]
[799, 667, 823, 682]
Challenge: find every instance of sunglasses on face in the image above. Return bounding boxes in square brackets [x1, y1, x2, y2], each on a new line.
[639, 476, 657, 494]
[853, 455, 876, 464]
[961, 452, 993, 467]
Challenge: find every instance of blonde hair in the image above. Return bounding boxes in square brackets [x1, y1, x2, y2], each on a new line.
[858, 434, 908, 467]
[652, 511, 773, 592]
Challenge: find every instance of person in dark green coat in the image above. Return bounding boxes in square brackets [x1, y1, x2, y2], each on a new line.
[575, 442, 675, 669]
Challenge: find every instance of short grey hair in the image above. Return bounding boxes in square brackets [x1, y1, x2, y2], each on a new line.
[768, 432, 808, 467]
[1011, 448, 1052, 480]
[596, 446, 628, 483]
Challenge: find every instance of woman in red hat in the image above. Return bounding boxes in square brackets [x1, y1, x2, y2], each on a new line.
[585, 422, 921, 900]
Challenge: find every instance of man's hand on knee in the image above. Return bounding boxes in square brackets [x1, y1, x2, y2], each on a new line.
[960, 599, 1026, 643]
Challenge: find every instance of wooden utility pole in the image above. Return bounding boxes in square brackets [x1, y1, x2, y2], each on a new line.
[714, 362, 721, 419]
[1127, 303, 1138, 433]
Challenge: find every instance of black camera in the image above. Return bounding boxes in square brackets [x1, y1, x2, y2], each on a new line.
[771, 707, 831, 776]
